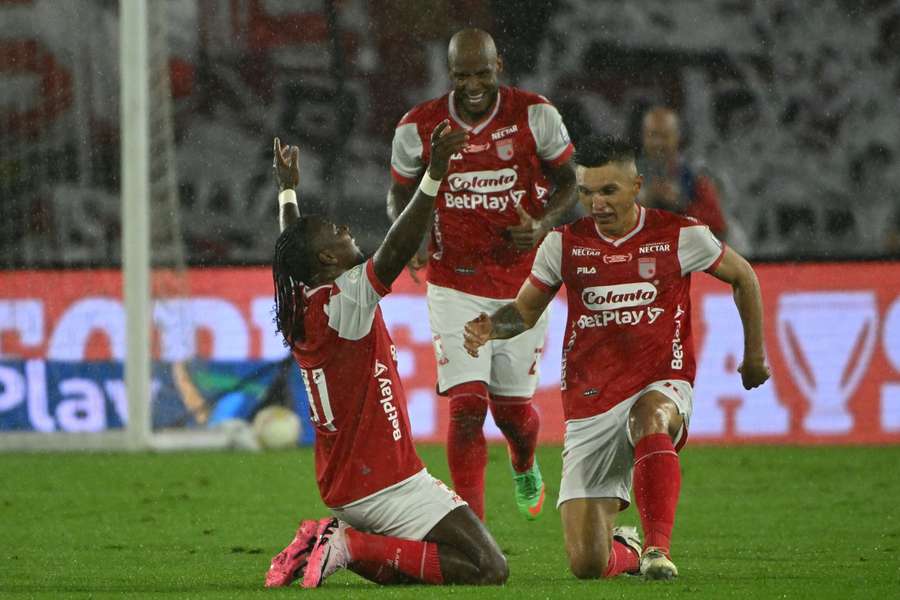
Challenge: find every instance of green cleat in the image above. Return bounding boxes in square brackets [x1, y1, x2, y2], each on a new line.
[512, 460, 546, 520]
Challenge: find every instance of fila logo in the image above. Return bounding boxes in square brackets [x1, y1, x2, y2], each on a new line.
[491, 124, 519, 140]
[603, 253, 632, 264]
[576, 266, 596, 275]
[581, 282, 658, 311]
[639, 242, 671, 254]
[572, 247, 603, 257]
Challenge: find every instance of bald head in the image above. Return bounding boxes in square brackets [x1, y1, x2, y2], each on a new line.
[448, 28, 497, 64]
[447, 28, 502, 121]
[642, 107, 680, 161]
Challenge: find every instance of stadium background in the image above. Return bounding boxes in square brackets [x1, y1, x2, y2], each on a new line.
[1, 0, 898, 445]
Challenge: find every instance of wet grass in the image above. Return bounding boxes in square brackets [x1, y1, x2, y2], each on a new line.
[2, 444, 899, 599]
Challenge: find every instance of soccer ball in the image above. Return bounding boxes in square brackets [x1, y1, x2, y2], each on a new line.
[252, 406, 301, 450]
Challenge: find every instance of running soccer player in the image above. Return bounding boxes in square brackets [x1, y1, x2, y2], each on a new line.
[265, 126, 508, 588]
[463, 136, 770, 580]
[387, 28, 577, 521]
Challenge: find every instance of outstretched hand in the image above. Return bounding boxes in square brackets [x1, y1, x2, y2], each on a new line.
[463, 313, 493, 357]
[273, 137, 300, 191]
[427, 120, 468, 180]
[506, 203, 547, 250]
[737, 357, 770, 390]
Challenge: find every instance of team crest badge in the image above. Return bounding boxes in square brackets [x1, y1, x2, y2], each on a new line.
[638, 257, 656, 279]
[496, 138, 514, 160]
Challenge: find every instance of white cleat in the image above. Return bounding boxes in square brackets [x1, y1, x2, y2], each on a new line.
[301, 518, 351, 588]
[640, 547, 678, 580]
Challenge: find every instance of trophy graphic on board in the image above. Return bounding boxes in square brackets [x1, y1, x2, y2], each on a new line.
[777, 292, 877, 434]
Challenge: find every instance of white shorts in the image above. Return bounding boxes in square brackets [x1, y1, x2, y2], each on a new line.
[330, 469, 467, 540]
[427, 283, 550, 396]
[557, 379, 693, 509]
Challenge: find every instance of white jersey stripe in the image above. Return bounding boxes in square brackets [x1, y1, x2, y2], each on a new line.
[390, 122, 424, 180]
[530, 230, 564, 289]
[312, 368, 337, 431]
[677, 225, 725, 276]
[300, 369, 321, 423]
[527, 103, 571, 162]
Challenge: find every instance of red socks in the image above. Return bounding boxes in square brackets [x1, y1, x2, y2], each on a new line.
[603, 540, 640, 577]
[350, 560, 411, 585]
[489, 397, 540, 473]
[345, 529, 443, 584]
[633, 433, 681, 555]
[447, 384, 489, 520]
[446, 385, 541, 519]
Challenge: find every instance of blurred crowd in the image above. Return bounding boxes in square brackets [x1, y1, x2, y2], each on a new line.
[1, 0, 899, 267]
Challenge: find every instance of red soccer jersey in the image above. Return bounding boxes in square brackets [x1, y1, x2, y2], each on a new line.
[528, 207, 726, 421]
[390, 86, 574, 298]
[291, 259, 424, 508]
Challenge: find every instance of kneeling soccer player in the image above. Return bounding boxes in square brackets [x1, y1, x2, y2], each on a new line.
[464, 135, 770, 580]
[264, 124, 508, 588]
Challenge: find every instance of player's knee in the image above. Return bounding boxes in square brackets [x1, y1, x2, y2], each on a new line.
[447, 381, 490, 400]
[448, 383, 489, 429]
[477, 550, 509, 585]
[568, 549, 607, 580]
[488, 397, 533, 430]
[629, 395, 676, 441]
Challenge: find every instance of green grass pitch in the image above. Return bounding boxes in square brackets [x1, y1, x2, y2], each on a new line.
[2, 444, 899, 599]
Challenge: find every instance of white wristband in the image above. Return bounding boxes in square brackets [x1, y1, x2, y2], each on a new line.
[418, 172, 442, 196]
[278, 189, 297, 208]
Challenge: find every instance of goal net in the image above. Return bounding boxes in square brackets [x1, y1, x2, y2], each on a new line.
[0, 0, 306, 451]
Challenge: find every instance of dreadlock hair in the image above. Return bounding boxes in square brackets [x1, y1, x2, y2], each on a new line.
[574, 135, 636, 168]
[273, 218, 315, 348]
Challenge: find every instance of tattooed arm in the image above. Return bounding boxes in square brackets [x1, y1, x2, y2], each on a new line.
[463, 279, 555, 357]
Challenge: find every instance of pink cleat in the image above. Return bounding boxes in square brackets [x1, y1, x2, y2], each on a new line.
[301, 518, 351, 588]
[264, 519, 319, 588]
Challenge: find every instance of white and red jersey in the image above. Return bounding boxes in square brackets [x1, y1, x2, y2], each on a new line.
[390, 86, 574, 298]
[529, 207, 726, 421]
[291, 259, 424, 508]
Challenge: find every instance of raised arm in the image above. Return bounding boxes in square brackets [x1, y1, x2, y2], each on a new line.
[709, 246, 770, 389]
[273, 137, 300, 232]
[463, 279, 555, 357]
[372, 121, 467, 286]
[386, 180, 417, 222]
[387, 180, 430, 281]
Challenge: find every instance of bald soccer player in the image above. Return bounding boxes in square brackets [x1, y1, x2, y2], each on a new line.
[387, 28, 577, 522]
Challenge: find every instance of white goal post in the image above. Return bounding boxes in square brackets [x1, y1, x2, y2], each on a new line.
[0, 0, 236, 452]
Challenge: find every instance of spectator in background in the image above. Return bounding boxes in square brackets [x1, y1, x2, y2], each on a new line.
[885, 210, 900, 257]
[850, 142, 900, 257]
[638, 107, 729, 241]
